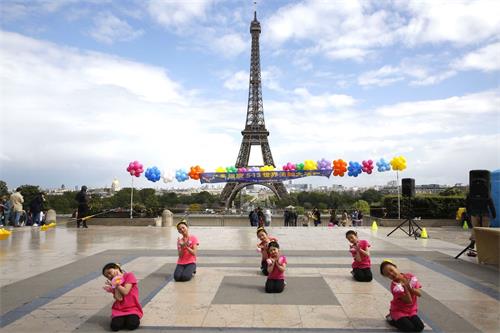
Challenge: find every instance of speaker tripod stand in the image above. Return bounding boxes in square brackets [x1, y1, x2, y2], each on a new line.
[387, 198, 423, 240]
[455, 215, 481, 259]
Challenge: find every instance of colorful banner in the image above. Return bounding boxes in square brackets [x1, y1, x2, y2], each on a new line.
[200, 169, 332, 184]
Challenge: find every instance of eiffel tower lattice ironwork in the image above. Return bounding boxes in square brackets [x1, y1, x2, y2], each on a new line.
[220, 11, 288, 208]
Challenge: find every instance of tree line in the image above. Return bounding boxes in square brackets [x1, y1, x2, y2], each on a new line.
[0, 181, 466, 219]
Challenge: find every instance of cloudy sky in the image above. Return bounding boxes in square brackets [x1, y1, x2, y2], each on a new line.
[0, 0, 499, 190]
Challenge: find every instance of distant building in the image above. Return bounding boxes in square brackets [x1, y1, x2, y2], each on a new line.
[111, 178, 120, 193]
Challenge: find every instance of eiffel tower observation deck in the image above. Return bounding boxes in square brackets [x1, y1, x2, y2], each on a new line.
[220, 11, 288, 208]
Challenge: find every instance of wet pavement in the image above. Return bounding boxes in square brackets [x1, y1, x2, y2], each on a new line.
[0, 224, 498, 332]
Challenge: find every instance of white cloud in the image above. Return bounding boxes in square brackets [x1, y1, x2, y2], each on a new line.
[399, 0, 500, 46]
[213, 33, 246, 57]
[375, 90, 500, 117]
[454, 42, 500, 72]
[0, 30, 244, 188]
[265, 0, 500, 62]
[265, 1, 397, 61]
[89, 12, 143, 44]
[147, 0, 213, 28]
[292, 88, 357, 109]
[358, 61, 457, 87]
[358, 65, 404, 87]
[223, 70, 248, 91]
[263, 89, 500, 185]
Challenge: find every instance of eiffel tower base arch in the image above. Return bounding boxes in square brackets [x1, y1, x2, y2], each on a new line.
[220, 182, 288, 209]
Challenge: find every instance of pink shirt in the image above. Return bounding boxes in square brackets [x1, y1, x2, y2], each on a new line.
[389, 273, 421, 320]
[258, 236, 278, 260]
[111, 272, 143, 318]
[349, 239, 371, 269]
[267, 255, 287, 280]
[177, 234, 199, 265]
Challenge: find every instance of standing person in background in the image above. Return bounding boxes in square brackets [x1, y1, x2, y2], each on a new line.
[0, 195, 11, 226]
[341, 210, 349, 227]
[283, 208, 290, 227]
[30, 192, 45, 227]
[313, 207, 321, 227]
[249, 208, 259, 227]
[257, 207, 265, 228]
[264, 209, 272, 227]
[75, 186, 90, 228]
[10, 188, 24, 228]
[291, 208, 298, 226]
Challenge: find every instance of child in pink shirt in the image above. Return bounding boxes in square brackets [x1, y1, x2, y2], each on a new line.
[174, 219, 199, 282]
[380, 260, 424, 332]
[265, 241, 287, 293]
[102, 263, 143, 331]
[345, 230, 372, 282]
[256, 227, 278, 276]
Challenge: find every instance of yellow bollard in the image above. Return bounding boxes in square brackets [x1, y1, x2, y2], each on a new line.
[420, 228, 428, 239]
[462, 221, 469, 230]
[371, 221, 378, 231]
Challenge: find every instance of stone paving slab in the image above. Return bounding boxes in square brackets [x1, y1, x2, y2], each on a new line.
[212, 276, 339, 305]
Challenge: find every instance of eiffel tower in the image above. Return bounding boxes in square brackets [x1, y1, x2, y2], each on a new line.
[220, 11, 288, 208]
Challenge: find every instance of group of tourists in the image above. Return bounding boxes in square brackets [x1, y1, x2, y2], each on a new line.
[0, 188, 46, 227]
[102, 219, 424, 332]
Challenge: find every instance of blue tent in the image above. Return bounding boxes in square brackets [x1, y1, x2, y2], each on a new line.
[491, 169, 500, 227]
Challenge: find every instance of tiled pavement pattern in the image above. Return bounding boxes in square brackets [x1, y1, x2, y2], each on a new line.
[0, 225, 498, 332]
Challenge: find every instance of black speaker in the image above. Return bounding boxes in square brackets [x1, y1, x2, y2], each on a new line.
[468, 170, 491, 215]
[402, 178, 415, 197]
[469, 170, 490, 199]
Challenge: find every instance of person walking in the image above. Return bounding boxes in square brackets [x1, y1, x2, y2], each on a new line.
[10, 188, 24, 228]
[75, 186, 90, 228]
[30, 192, 45, 227]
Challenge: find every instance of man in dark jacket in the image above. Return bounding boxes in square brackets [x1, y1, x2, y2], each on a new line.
[30, 192, 45, 226]
[75, 186, 89, 228]
[313, 208, 321, 226]
[249, 208, 259, 227]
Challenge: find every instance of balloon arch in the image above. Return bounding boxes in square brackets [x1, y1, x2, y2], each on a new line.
[125, 157, 408, 217]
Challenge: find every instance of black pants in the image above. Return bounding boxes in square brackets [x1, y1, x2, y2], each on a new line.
[389, 315, 424, 332]
[353, 267, 373, 282]
[174, 263, 196, 282]
[110, 314, 140, 331]
[77, 206, 88, 228]
[261, 260, 269, 276]
[265, 279, 285, 293]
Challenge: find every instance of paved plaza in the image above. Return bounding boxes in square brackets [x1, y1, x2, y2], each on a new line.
[0, 224, 499, 332]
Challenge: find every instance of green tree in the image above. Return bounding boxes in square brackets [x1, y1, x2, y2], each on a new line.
[45, 191, 78, 214]
[160, 192, 179, 207]
[113, 188, 138, 208]
[360, 189, 383, 204]
[18, 185, 40, 209]
[439, 187, 465, 196]
[0, 180, 9, 196]
[353, 200, 370, 214]
[138, 188, 159, 208]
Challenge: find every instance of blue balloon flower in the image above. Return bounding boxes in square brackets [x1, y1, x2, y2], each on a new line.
[376, 158, 391, 172]
[347, 161, 362, 177]
[145, 166, 161, 182]
[175, 169, 189, 182]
